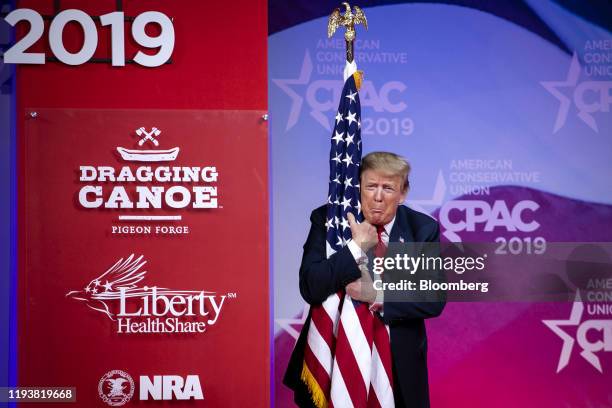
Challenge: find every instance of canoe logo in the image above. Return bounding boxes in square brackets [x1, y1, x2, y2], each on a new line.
[117, 127, 180, 162]
[76, 126, 219, 225]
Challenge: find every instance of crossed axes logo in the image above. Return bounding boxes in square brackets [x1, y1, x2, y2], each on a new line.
[136, 127, 161, 146]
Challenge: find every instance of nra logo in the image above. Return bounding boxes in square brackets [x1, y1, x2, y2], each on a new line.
[99, 371, 203, 406]
[140, 375, 203, 400]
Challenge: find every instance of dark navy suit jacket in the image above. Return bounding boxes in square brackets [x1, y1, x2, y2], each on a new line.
[284, 204, 445, 408]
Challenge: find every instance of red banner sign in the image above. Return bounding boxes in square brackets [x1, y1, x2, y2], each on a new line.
[20, 109, 269, 406]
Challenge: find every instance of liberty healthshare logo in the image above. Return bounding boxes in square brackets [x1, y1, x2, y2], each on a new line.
[273, 45, 414, 136]
[66, 254, 235, 334]
[541, 50, 612, 134]
[98, 370, 203, 406]
[543, 291, 612, 373]
[77, 126, 219, 236]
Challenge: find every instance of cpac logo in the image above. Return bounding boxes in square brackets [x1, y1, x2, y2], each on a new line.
[541, 52, 612, 134]
[439, 200, 539, 242]
[273, 51, 407, 131]
[140, 375, 203, 400]
[543, 291, 612, 373]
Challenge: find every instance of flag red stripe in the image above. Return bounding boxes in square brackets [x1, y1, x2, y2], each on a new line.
[304, 344, 331, 396]
[367, 383, 383, 408]
[353, 302, 375, 348]
[335, 316, 369, 408]
[372, 318, 393, 387]
[310, 306, 335, 350]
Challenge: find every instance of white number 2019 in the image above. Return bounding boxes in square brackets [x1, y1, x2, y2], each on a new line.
[3, 8, 174, 67]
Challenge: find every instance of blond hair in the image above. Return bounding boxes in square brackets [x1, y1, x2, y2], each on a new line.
[360, 151, 411, 191]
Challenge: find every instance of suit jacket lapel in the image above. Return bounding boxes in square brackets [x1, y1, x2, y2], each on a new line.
[389, 206, 415, 243]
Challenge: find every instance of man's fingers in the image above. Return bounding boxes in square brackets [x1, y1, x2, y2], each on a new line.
[347, 212, 357, 228]
[346, 280, 360, 298]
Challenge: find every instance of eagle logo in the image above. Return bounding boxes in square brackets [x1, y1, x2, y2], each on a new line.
[98, 370, 134, 406]
[66, 254, 147, 321]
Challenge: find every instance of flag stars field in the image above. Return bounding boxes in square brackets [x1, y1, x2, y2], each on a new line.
[345, 132, 355, 147]
[332, 130, 345, 145]
[346, 90, 357, 104]
[345, 110, 357, 126]
[335, 111, 343, 125]
[340, 196, 352, 211]
[343, 177, 353, 188]
[342, 153, 353, 167]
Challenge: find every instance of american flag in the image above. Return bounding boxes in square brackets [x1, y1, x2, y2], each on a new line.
[301, 68, 394, 407]
[325, 74, 363, 250]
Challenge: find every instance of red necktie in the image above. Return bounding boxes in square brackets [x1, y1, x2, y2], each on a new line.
[375, 225, 387, 258]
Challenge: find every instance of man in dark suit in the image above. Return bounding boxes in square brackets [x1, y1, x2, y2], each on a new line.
[284, 152, 445, 408]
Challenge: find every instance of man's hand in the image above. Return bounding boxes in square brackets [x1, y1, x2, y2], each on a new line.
[347, 213, 377, 252]
[346, 279, 377, 304]
[345, 263, 377, 304]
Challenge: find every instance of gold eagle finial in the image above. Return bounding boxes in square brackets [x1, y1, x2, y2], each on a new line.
[328, 2, 368, 42]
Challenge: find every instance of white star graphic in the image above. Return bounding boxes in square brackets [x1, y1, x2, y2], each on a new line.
[275, 304, 310, 341]
[332, 174, 341, 184]
[84, 286, 91, 293]
[405, 170, 446, 214]
[542, 291, 590, 372]
[342, 153, 353, 167]
[272, 51, 313, 131]
[345, 111, 357, 126]
[346, 90, 357, 104]
[92, 279, 101, 287]
[325, 218, 335, 231]
[357, 119, 361, 129]
[103, 281, 113, 292]
[336, 236, 345, 247]
[356, 200, 362, 214]
[340, 196, 352, 210]
[332, 152, 342, 164]
[335, 111, 343, 125]
[345, 132, 355, 147]
[332, 130, 345, 145]
[540, 52, 589, 133]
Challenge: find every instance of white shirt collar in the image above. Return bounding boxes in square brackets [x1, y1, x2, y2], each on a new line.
[380, 216, 396, 236]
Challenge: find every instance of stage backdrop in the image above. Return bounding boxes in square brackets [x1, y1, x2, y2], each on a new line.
[16, 0, 269, 407]
[269, 1, 612, 407]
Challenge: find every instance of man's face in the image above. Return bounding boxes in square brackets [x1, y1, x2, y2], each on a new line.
[360, 169, 407, 226]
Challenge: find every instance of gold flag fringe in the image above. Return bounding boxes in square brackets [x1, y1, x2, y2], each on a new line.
[300, 361, 328, 408]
